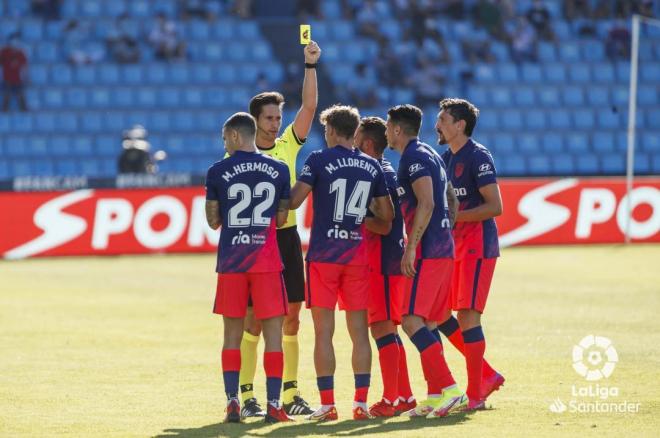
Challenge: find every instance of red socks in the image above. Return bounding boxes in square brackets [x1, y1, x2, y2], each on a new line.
[376, 334, 399, 403]
[462, 326, 486, 401]
[395, 335, 414, 400]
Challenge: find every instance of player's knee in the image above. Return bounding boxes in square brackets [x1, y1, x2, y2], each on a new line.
[457, 309, 481, 329]
[245, 321, 262, 336]
[283, 316, 300, 335]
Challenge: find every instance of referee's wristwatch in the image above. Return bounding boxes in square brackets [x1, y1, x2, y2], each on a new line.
[305, 63, 317, 69]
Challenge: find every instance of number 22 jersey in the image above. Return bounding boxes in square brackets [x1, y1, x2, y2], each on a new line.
[205, 150, 291, 273]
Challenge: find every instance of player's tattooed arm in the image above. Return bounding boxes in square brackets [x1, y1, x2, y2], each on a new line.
[446, 181, 459, 228]
[370, 195, 395, 222]
[293, 41, 321, 140]
[289, 181, 313, 209]
[205, 200, 221, 230]
[456, 183, 503, 222]
[276, 198, 290, 228]
[401, 176, 434, 278]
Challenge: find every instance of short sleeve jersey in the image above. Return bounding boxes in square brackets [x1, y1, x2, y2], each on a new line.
[256, 123, 305, 229]
[441, 139, 500, 259]
[298, 146, 389, 266]
[366, 157, 405, 276]
[206, 150, 291, 273]
[397, 139, 454, 259]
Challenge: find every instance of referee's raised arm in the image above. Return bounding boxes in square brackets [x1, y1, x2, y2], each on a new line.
[292, 41, 321, 140]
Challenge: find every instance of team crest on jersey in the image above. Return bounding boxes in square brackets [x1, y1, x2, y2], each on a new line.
[455, 163, 464, 178]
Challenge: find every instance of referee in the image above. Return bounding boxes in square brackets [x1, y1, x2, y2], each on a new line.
[237, 40, 321, 418]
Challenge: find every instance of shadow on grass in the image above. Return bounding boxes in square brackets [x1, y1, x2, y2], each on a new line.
[155, 412, 473, 438]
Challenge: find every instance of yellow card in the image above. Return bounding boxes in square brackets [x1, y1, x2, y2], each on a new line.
[300, 24, 311, 45]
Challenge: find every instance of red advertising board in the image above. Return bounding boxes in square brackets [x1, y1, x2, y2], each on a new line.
[1, 178, 658, 259]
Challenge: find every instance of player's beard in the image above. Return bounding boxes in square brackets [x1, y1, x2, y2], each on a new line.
[437, 130, 448, 146]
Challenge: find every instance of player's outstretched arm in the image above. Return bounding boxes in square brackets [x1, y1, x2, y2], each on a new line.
[292, 41, 321, 140]
[205, 200, 221, 230]
[446, 181, 459, 228]
[401, 176, 434, 278]
[456, 183, 502, 223]
[276, 198, 290, 228]
[289, 181, 313, 210]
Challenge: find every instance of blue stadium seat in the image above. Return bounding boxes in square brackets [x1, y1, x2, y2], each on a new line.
[500, 110, 523, 130]
[641, 63, 660, 83]
[90, 88, 110, 108]
[66, 88, 88, 109]
[12, 161, 32, 177]
[55, 159, 79, 176]
[574, 108, 595, 129]
[4, 136, 27, 157]
[72, 136, 94, 156]
[467, 86, 488, 106]
[611, 87, 629, 106]
[518, 134, 540, 154]
[638, 85, 657, 106]
[212, 20, 234, 40]
[499, 156, 526, 176]
[183, 89, 203, 107]
[491, 89, 512, 106]
[36, 42, 58, 63]
[172, 112, 195, 131]
[478, 111, 498, 130]
[203, 42, 223, 61]
[538, 87, 560, 107]
[601, 154, 625, 174]
[563, 86, 585, 106]
[44, 89, 64, 108]
[521, 64, 542, 82]
[549, 111, 571, 129]
[81, 112, 103, 132]
[542, 133, 564, 153]
[490, 42, 509, 61]
[559, 42, 581, 62]
[80, 159, 100, 176]
[497, 64, 519, 83]
[581, 40, 605, 61]
[566, 133, 589, 153]
[238, 21, 260, 39]
[52, 65, 73, 85]
[309, 21, 329, 40]
[80, 0, 102, 17]
[95, 136, 116, 156]
[653, 155, 660, 174]
[135, 88, 156, 108]
[204, 88, 228, 106]
[553, 21, 572, 40]
[551, 155, 575, 175]
[642, 133, 660, 152]
[634, 153, 651, 174]
[525, 110, 546, 129]
[10, 114, 34, 132]
[158, 89, 180, 107]
[49, 137, 70, 156]
[592, 63, 615, 83]
[104, 112, 125, 131]
[597, 110, 621, 129]
[169, 65, 190, 84]
[545, 65, 567, 83]
[55, 113, 78, 132]
[99, 64, 120, 84]
[576, 154, 600, 174]
[111, 87, 133, 107]
[475, 65, 495, 82]
[188, 21, 210, 40]
[28, 136, 48, 156]
[332, 21, 354, 40]
[253, 41, 272, 61]
[528, 156, 551, 175]
[616, 62, 630, 82]
[35, 113, 56, 132]
[22, 20, 43, 41]
[569, 64, 591, 82]
[537, 42, 556, 62]
[593, 132, 616, 153]
[122, 65, 143, 84]
[104, 0, 126, 16]
[514, 87, 535, 106]
[587, 87, 609, 106]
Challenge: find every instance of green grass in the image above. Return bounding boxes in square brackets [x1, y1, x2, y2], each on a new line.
[1, 245, 659, 437]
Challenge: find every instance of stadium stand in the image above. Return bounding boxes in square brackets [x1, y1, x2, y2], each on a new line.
[0, 0, 658, 179]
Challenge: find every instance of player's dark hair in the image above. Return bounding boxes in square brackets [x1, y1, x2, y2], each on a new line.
[319, 104, 361, 139]
[223, 112, 256, 139]
[439, 98, 480, 136]
[249, 92, 285, 119]
[359, 117, 387, 154]
[387, 104, 422, 136]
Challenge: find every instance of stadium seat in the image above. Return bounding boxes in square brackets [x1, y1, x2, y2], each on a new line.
[542, 133, 564, 153]
[491, 89, 512, 106]
[528, 156, 551, 175]
[499, 156, 526, 176]
[634, 153, 651, 174]
[81, 113, 103, 132]
[566, 133, 590, 153]
[35, 113, 56, 132]
[587, 86, 609, 106]
[66, 88, 88, 109]
[569, 64, 591, 82]
[597, 110, 621, 129]
[549, 111, 571, 129]
[641, 63, 660, 83]
[215, 65, 237, 84]
[498, 64, 519, 83]
[99, 64, 120, 84]
[49, 136, 70, 156]
[653, 155, 660, 174]
[478, 111, 498, 130]
[80, 0, 102, 17]
[559, 42, 581, 62]
[525, 110, 546, 129]
[10, 114, 34, 132]
[563, 87, 585, 106]
[551, 155, 575, 175]
[514, 87, 536, 106]
[601, 154, 626, 174]
[537, 42, 556, 62]
[538, 87, 560, 107]
[612, 87, 629, 106]
[592, 63, 615, 83]
[44, 89, 64, 108]
[52, 65, 73, 85]
[475, 65, 496, 82]
[616, 62, 630, 82]
[518, 134, 540, 154]
[581, 40, 605, 61]
[576, 154, 600, 174]
[545, 64, 567, 83]
[593, 132, 616, 153]
[521, 64, 543, 82]
[467, 86, 488, 106]
[638, 85, 657, 106]
[574, 109, 595, 129]
[55, 159, 79, 176]
[642, 133, 660, 152]
[71, 136, 94, 156]
[95, 136, 116, 156]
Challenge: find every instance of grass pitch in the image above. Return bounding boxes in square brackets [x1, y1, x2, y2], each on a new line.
[1, 245, 659, 437]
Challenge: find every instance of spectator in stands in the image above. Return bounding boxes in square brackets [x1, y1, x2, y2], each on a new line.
[638, 0, 655, 17]
[563, 0, 592, 20]
[106, 13, 141, 64]
[231, 0, 253, 18]
[281, 61, 302, 108]
[375, 42, 403, 87]
[297, 0, 321, 19]
[63, 20, 104, 65]
[118, 125, 167, 174]
[344, 63, 379, 108]
[354, 0, 389, 45]
[256, 72, 271, 92]
[0, 33, 28, 112]
[474, 0, 509, 41]
[593, 0, 613, 19]
[605, 20, 631, 60]
[419, 25, 451, 65]
[31, 0, 61, 20]
[179, 0, 218, 21]
[407, 55, 445, 107]
[510, 17, 538, 63]
[462, 37, 495, 64]
[443, 0, 466, 19]
[149, 13, 187, 61]
[526, 0, 555, 41]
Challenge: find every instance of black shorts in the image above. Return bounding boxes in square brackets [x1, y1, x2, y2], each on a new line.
[276, 226, 305, 303]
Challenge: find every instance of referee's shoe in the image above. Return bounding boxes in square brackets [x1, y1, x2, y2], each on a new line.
[284, 394, 314, 415]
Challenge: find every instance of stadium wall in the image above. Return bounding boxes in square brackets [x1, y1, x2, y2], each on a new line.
[1, 178, 659, 259]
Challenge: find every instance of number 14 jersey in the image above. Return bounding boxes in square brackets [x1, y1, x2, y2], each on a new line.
[298, 146, 388, 266]
[205, 150, 291, 273]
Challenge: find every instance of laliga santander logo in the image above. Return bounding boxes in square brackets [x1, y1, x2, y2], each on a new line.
[572, 335, 618, 381]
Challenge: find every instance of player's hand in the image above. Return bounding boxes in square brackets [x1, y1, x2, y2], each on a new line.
[304, 40, 321, 64]
[401, 247, 417, 278]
